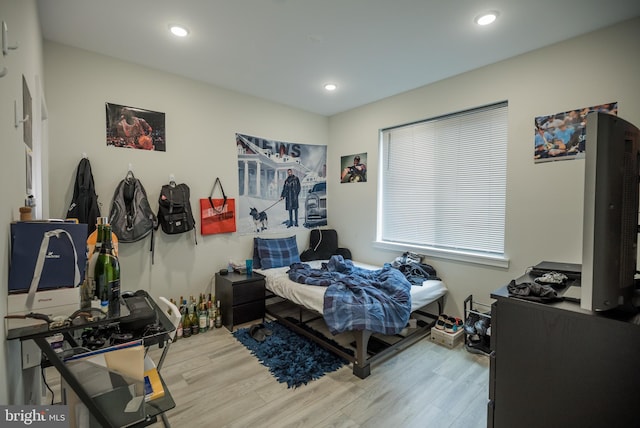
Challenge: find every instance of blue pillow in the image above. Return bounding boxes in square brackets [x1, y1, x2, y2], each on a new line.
[256, 236, 301, 269]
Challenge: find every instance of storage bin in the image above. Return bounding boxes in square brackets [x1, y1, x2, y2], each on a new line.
[430, 327, 464, 349]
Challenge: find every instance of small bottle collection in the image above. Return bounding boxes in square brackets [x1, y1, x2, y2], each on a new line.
[172, 294, 222, 340]
[79, 216, 222, 340]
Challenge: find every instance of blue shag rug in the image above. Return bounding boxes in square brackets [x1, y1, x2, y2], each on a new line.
[232, 320, 348, 388]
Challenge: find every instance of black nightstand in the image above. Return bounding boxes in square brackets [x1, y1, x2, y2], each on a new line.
[215, 271, 266, 331]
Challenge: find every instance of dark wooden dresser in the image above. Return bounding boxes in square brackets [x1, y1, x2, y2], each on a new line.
[215, 271, 266, 331]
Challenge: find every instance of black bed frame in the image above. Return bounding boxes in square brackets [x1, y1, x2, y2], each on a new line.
[265, 294, 445, 379]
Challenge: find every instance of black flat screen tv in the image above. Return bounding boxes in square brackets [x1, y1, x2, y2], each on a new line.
[582, 112, 640, 311]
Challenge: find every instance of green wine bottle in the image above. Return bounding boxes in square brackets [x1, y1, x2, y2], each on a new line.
[94, 225, 120, 318]
[190, 299, 199, 335]
[85, 220, 105, 302]
[182, 300, 192, 338]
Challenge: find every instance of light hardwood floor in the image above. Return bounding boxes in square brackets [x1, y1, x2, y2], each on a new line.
[149, 319, 489, 428]
[45, 320, 490, 428]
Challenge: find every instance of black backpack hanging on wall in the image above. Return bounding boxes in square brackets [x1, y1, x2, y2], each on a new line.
[157, 181, 197, 243]
[67, 157, 101, 234]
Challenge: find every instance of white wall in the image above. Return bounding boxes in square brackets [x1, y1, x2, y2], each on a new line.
[0, 0, 46, 406]
[328, 17, 640, 316]
[43, 41, 329, 303]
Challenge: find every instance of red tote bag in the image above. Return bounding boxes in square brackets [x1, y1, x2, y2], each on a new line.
[200, 178, 236, 235]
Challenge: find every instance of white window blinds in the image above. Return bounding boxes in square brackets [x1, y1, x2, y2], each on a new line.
[379, 102, 508, 261]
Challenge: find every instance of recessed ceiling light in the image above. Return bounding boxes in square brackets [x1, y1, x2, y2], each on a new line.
[324, 83, 337, 91]
[474, 11, 498, 26]
[169, 25, 189, 37]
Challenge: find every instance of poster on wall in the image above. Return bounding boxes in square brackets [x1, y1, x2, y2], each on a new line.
[105, 102, 166, 151]
[534, 102, 617, 163]
[340, 152, 367, 183]
[236, 133, 327, 235]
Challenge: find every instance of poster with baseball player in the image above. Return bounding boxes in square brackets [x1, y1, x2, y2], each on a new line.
[534, 102, 617, 163]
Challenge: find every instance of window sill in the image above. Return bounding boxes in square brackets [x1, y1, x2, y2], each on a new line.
[373, 241, 509, 268]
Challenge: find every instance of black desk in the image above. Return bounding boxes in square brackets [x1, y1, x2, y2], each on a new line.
[6, 292, 176, 428]
[488, 275, 640, 428]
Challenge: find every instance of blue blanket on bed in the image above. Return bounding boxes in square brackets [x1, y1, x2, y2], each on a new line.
[288, 255, 411, 335]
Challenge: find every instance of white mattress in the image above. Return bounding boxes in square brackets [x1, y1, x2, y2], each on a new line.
[255, 260, 448, 315]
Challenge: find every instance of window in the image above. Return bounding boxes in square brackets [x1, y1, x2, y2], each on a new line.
[377, 102, 508, 267]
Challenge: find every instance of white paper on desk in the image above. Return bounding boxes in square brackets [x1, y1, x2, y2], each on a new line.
[104, 345, 144, 380]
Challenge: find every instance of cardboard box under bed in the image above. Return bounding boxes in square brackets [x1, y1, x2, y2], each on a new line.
[430, 327, 464, 349]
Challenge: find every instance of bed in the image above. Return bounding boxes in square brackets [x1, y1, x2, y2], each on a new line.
[253, 234, 448, 379]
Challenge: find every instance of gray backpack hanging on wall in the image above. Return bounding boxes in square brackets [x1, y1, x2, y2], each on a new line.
[109, 171, 158, 259]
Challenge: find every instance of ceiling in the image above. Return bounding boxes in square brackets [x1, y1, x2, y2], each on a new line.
[37, 0, 640, 116]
